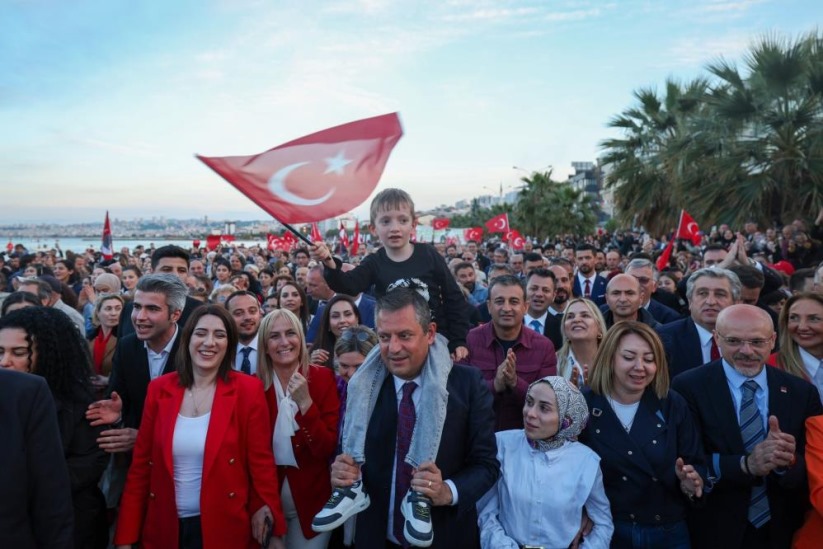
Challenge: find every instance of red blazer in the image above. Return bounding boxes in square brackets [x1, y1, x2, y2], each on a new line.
[114, 371, 286, 548]
[795, 416, 823, 549]
[259, 364, 339, 540]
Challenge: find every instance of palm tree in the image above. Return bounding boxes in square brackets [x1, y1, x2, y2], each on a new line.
[513, 170, 598, 239]
[601, 32, 823, 232]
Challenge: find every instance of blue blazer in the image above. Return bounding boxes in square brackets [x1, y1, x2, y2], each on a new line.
[647, 299, 682, 325]
[579, 388, 705, 525]
[355, 365, 499, 549]
[572, 274, 607, 306]
[671, 361, 823, 549]
[656, 317, 705, 379]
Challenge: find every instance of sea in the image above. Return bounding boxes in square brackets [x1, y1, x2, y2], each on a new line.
[5, 237, 270, 254]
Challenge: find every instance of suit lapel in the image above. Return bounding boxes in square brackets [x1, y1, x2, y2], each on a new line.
[685, 319, 704, 369]
[705, 361, 746, 453]
[766, 366, 792, 428]
[163, 329, 182, 375]
[158, 381, 185, 475]
[588, 392, 657, 476]
[133, 337, 151, 391]
[203, 376, 237, 482]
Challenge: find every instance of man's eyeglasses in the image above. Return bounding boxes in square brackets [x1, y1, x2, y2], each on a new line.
[715, 334, 772, 349]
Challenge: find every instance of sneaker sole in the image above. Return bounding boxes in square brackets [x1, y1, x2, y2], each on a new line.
[404, 521, 433, 547]
[311, 495, 370, 533]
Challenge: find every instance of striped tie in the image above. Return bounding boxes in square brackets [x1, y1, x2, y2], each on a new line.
[740, 380, 770, 527]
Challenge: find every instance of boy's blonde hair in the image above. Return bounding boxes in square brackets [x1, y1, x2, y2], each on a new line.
[369, 188, 415, 225]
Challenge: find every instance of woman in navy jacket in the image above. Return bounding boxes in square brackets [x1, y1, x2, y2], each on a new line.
[579, 321, 705, 549]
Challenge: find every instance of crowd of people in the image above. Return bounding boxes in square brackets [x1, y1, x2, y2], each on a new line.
[2, 192, 823, 549]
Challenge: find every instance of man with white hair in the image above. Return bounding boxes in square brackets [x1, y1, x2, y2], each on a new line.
[624, 257, 681, 324]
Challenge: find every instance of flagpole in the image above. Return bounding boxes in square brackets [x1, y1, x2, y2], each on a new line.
[281, 222, 315, 246]
[675, 209, 685, 241]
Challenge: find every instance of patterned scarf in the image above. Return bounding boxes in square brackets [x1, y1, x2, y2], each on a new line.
[526, 376, 589, 452]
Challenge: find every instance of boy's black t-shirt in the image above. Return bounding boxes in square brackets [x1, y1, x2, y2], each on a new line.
[323, 242, 470, 351]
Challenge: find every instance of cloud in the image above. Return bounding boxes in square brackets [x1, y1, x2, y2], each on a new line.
[664, 33, 753, 67]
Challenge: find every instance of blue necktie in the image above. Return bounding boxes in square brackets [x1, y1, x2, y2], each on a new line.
[740, 380, 770, 527]
[240, 347, 252, 375]
[529, 319, 542, 333]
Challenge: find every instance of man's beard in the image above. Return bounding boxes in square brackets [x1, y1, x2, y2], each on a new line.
[554, 290, 569, 305]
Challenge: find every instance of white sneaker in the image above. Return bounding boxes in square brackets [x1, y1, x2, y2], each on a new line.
[401, 490, 434, 547]
[311, 480, 370, 532]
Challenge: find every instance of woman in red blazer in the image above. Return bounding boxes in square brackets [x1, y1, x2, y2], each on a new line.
[795, 415, 823, 548]
[254, 308, 339, 548]
[114, 305, 286, 549]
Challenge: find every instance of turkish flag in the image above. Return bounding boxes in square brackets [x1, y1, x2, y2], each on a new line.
[676, 210, 702, 245]
[6, 241, 12, 253]
[484, 213, 509, 233]
[197, 113, 403, 223]
[507, 229, 525, 250]
[267, 234, 287, 251]
[432, 218, 450, 230]
[656, 239, 674, 271]
[464, 227, 483, 242]
[311, 223, 323, 243]
[206, 235, 223, 250]
[100, 211, 114, 260]
[193, 239, 201, 249]
[339, 222, 350, 250]
[281, 231, 298, 249]
[351, 221, 360, 255]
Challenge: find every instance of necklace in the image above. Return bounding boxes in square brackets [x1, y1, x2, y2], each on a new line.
[607, 395, 637, 433]
[188, 384, 215, 416]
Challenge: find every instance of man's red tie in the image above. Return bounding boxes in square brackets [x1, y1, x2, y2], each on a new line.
[393, 382, 417, 546]
[584, 278, 591, 298]
[710, 338, 721, 361]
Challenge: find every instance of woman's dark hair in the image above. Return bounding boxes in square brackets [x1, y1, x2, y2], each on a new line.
[56, 259, 80, 285]
[123, 264, 143, 278]
[176, 305, 238, 388]
[1, 291, 42, 316]
[277, 282, 310, 334]
[0, 307, 94, 401]
[312, 294, 361, 368]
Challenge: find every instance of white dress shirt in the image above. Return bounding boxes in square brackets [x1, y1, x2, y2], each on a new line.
[144, 324, 179, 380]
[477, 430, 613, 548]
[234, 337, 259, 375]
[694, 322, 715, 365]
[799, 347, 823, 402]
[524, 311, 549, 335]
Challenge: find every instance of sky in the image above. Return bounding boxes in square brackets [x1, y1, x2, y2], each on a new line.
[2, 0, 822, 224]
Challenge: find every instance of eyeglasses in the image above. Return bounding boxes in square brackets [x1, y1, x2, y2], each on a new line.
[715, 334, 773, 349]
[339, 328, 372, 343]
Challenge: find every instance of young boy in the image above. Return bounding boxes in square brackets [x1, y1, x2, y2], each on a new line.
[310, 188, 469, 361]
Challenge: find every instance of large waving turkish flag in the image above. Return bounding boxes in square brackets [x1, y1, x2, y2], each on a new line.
[197, 113, 403, 223]
[484, 213, 509, 233]
[676, 210, 702, 245]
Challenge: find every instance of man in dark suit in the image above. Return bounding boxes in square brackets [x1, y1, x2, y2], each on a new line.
[524, 268, 563, 349]
[87, 274, 187, 453]
[0, 369, 74, 548]
[624, 258, 682, 324]
[657, 267, 740, 378]
[118, 245, 202, 338]
[572, 243, 607, 306]
[672, 304, 823, 548]
[327, 289, 499, 548]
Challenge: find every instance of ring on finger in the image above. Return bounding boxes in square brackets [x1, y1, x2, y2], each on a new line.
[428, 480, 432, 488]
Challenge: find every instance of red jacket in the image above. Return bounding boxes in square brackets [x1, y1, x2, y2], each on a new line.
[795, 416, 823, 549]
[259, 364, 339, 540]
[114, 371, 286, 548]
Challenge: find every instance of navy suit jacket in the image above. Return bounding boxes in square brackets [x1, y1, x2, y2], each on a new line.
[0, 370, 74, 548]
[355, 365, 499, 549]
[572, 274, 607, 306]
[647, 299, 682, 325]
[107, 331, 182, 429]
[672, 361, 823, 549]
[656, 317, 705, 379]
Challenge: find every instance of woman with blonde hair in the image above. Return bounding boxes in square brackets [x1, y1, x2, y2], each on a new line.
[579, 321, 704, 549]
[771, 292, 823, 399]
[254, 309, 340, 548]
[555, 297, 608, 385]
[87, 293, 125, 391]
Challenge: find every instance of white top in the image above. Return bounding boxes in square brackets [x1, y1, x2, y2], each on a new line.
[145, 325, 179, 380]
[693, 322, 714, 365]
[173, 412, 210, 518]
[477, 430, 613, 548]
[608, 398, 640, 433]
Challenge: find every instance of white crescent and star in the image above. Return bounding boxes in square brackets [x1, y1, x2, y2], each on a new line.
[687, 222, 698, 234]
[267, 150, 352, 206]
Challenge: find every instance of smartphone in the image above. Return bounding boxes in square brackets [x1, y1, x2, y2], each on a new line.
[261, 515, 273, 548]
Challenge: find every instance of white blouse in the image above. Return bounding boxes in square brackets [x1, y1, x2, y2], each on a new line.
[477, 430, 613, 549]
[173, 413, 210, 518]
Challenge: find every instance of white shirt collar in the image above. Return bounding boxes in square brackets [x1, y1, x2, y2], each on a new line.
[693, 321, 714, 348]
[238, 335, 258, 352]
[525, 311, 549, 327]
[144, 324, 178, 356]
[799, 347, 822, 379]
[393, 374, 421, 394]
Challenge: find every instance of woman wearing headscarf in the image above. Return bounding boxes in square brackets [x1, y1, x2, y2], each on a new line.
[477, 376, 613, 548]
[579, 321, 704, 549]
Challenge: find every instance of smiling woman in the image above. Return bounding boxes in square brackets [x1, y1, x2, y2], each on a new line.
[771, 292, 823, 399]
[114, 305, 287, 549]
